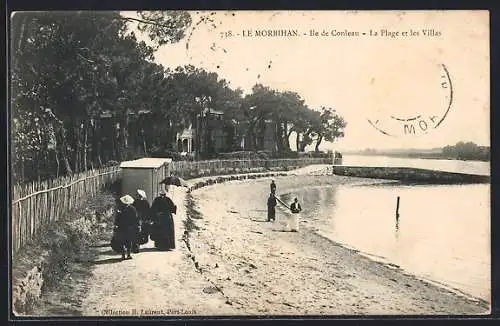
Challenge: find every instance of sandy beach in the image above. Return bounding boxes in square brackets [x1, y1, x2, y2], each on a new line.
[186, 172, 490, 315]
[35, 165, 489, 316]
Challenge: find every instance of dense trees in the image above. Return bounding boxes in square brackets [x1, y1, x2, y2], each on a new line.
[357, 142, 490, 161]
[442, 142, 490, 161]
[11, 11, 190, 183]
[11, 11, 346, 184]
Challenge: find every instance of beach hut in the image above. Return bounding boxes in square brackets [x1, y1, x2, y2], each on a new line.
[119, 158, 173, 203]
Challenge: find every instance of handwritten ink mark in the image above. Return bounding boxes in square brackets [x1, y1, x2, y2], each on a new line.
[435, 64, 453, 128]
[390, 115, 422, 122]
[367, 119, 395, 137]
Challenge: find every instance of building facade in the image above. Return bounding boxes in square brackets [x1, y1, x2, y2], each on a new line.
[175, 108, 234, 158]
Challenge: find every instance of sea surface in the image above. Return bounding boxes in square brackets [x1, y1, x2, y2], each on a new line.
[282, 155, 491, 302]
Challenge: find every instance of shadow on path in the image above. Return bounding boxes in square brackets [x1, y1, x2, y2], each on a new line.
[136, 247, 174, 253]
[91, 257, 123, 265]
[98, 249, 116, 255]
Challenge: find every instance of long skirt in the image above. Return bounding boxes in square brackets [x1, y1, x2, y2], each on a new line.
[267, 208, 276, 221]
[132, 227, 148, 253]
[153, 213, 175, 250]
[111, 227, 138, 254]
[136, 222, 150, 245]
[289, 213, 299, 231]
[275, 213, 299, 232]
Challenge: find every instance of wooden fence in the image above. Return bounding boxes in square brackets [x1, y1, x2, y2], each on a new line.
[169, 157, 332, 179]
[10, 158, 329, 254]
[11, 166, 121, 254]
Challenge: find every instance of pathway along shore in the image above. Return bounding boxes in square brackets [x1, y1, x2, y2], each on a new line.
[38, 166, 489, 316]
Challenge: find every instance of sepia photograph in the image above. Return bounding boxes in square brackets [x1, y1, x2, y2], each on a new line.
[9, 10, 491, 317]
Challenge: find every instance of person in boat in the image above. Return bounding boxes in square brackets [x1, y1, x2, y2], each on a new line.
[267, 192, 277, 222]
[113, 195, 140, 260]
[290, 197, 302, 213]
[150, 189, 177, 250]
[132, 189, 151, 252]
[289, 197, 302, 232]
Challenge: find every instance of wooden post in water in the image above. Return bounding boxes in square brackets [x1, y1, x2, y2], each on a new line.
[396, 196, 400, 220]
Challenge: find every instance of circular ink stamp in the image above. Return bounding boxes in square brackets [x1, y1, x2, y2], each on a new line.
[366, 63, 453, 137]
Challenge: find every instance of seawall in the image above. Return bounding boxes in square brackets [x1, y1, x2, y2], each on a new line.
[332, 165, 490, 184]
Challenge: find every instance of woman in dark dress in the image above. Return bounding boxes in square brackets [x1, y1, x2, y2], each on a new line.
[114, 195, 140, 260]
[267, 192, 277, 222]
[150, 189, 177, 250]
[132, 189, 151, 251]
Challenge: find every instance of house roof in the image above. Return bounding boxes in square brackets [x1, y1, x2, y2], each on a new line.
[120, 157, 172, 169]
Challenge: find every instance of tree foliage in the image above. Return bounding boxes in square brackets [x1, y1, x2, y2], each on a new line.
[11, 11, 346, 184]
[133, 11, 192, 48]
[442, 142, 490, 161]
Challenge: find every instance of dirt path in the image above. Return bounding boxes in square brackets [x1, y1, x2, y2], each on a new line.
[80, 189, 236, 316]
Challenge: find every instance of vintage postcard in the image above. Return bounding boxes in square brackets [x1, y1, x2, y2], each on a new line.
[10, 10, 490, 318]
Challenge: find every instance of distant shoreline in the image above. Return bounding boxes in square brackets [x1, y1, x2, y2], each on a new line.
[343, 153, 490, 163]
[331, 165, 490, 184]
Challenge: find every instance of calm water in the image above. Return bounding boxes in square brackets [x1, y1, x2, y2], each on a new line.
[283, 156, 491, 301]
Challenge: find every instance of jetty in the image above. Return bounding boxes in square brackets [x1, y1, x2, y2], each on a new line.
[331, 165, 490, 184]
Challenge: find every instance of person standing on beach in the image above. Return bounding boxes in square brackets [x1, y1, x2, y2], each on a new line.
[270, 179, 277, 194]
[267, 192, 277, 222]
[289, 197, 302, 232]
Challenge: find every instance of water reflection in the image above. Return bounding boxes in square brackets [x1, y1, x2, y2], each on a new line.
[295, 183, 490, 301]
[281, 185, 339, 223]
[395, 196, 400, 237]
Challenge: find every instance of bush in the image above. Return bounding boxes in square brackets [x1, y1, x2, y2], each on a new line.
[150, 149, 185, 161]
[105, 160, 119, 167]
[256, 151, 271, 159]
[308, 151, 331, 158]
[39, 211, 98, 292]
[278, 151, 299, 159]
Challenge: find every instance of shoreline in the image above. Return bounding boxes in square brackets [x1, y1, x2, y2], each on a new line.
[186, 172, 490, 315]
[310, 229, 488, 306]
[29, 165, 490, 316]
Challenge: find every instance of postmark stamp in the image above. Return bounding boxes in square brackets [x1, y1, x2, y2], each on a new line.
[367, 63, 453, 137]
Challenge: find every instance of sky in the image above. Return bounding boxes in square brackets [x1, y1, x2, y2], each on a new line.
[123, 11, 490, 151]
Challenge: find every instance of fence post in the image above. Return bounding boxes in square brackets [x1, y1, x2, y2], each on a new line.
[30, 181, 34, 239]
[19, 200, 23, 253]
